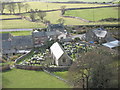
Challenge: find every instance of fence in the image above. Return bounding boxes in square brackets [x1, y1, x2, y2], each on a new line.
[15, 64, 70, 72]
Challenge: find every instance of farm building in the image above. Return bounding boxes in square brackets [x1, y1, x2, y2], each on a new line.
[85, 28, 116, 44]
[32, 29, 68, 47]
[0, 33, 33, 55]
[47, 24, 65, 32]
[50, 42, 72, 66]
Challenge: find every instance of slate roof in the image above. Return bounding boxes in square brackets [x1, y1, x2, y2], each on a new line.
[46, 31, 61, 36]
[102, 40, 120, 48]
[12, 35, 33, 48]
[50, 42, 64, 60]
[0, 33, 12, 41]
[33, 31, 46, 37]
[47, 24, 65, 31]
[92, 28, 107, 38]
[0, 41, 12, 50]
[33, 31, 61, 37]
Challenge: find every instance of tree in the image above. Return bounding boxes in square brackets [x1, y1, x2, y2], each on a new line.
[24, 3, 30, 12]
[7, 3, 16, 14]
[68, 47, 118, 89]
[0, 2, 6, 14]
[17, 2, 24, 13]
[6, 4, 12, 14]
[57, 18, 65, 24]
[61, 5, 66, 15]
[37, 11, 46, 22]
[29, 9, 36, 22]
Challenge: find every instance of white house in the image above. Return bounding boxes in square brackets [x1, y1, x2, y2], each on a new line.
[50, 42, 72, 66]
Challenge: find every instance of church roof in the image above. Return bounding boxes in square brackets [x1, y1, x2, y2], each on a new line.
[50, 42, 64, 60]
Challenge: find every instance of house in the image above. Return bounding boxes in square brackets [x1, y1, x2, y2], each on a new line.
[12, 35, 33, 50]
[0, 33, 33, 55]
[32, 30, 67, 47]
[85, 28, 116, 44]
[50, 42, 72, 66]
[47, 24, 65, 32]
[0, 33, 15, 55]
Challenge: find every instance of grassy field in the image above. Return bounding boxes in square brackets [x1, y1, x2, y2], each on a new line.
[2, 69, 70, 88]
[45, 0, 118, 2]
[65, 7, 119, 21]
[1, 19, 45, 29]
[0, 31, 32, 36]
[53, 71, 68, 80]
[3, 2, 109, 14]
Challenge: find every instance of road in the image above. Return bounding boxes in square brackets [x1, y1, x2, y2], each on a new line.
[0, 28, 33, 32]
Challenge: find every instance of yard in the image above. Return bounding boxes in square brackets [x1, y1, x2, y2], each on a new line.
[65, 7, 119, 21]
[2, 69, 70, 88]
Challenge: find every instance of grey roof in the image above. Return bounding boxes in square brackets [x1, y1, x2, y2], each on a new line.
[33, 31, 46, 37]
[0, 41, 12, 50]
[33, 31, 61, 37]
[0, 33, 12, 40]
[12, 35, 33, 48]
[102, 40, 120, 48]
[92, 28, 107, 38]
[47, 24, 64, 31]
[46, 31, 61, 36]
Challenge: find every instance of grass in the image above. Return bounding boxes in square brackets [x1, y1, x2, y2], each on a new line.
[0, 31, 32, 36]
[2, 69, 70, 88]
[3, 2, 109, 14]
[65, 7, 119, 21]
[1, 19, 45, 29]
[53, 71, 68, 80]
[45, 0, 116, 2]
[0, 15, 21, 19]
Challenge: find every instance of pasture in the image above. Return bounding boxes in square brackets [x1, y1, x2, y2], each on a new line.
[1, 18, 45, 29]
[44, 0, 118, 3]
[2, 69, 70, 88]
[1, 31, 32, 36]
[3, 2, 109, 14]
[65, 7, 119, 21]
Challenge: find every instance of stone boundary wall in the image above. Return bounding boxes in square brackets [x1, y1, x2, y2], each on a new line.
[0, 65, 11, 72]
[15, 65, 70, 72]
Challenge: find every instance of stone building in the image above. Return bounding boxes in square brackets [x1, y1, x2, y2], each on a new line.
[50, 42, 72, 66]
[85, 28, 116, 44]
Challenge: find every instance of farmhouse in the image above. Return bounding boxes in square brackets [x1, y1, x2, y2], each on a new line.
[0, 33, 33, 55]
[85, 28, 116, 44]
[50, 42, 72, 66]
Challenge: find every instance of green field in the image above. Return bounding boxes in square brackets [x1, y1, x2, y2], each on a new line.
[0, 31, 32, 36]
[3, 2, 109, 14]
[54, 71, 68, 80]
[2, 69, 70, 88]
[44, 0, 119, 3]
[65, 7, 119, 21]
[1, 19, 45, 29]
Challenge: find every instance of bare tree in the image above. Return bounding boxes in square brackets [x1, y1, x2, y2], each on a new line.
[68, 47, 118, 89]
[7, 3, 16, 14]
[61, 5, 66, 15]
[24, 3, 30, 12]
[17, 2, 24, 13]
[57, 18, 65, 24]
[0, 2, 6, 14]
[37, 11, 46, 22]
[29, 9, 36, 22]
